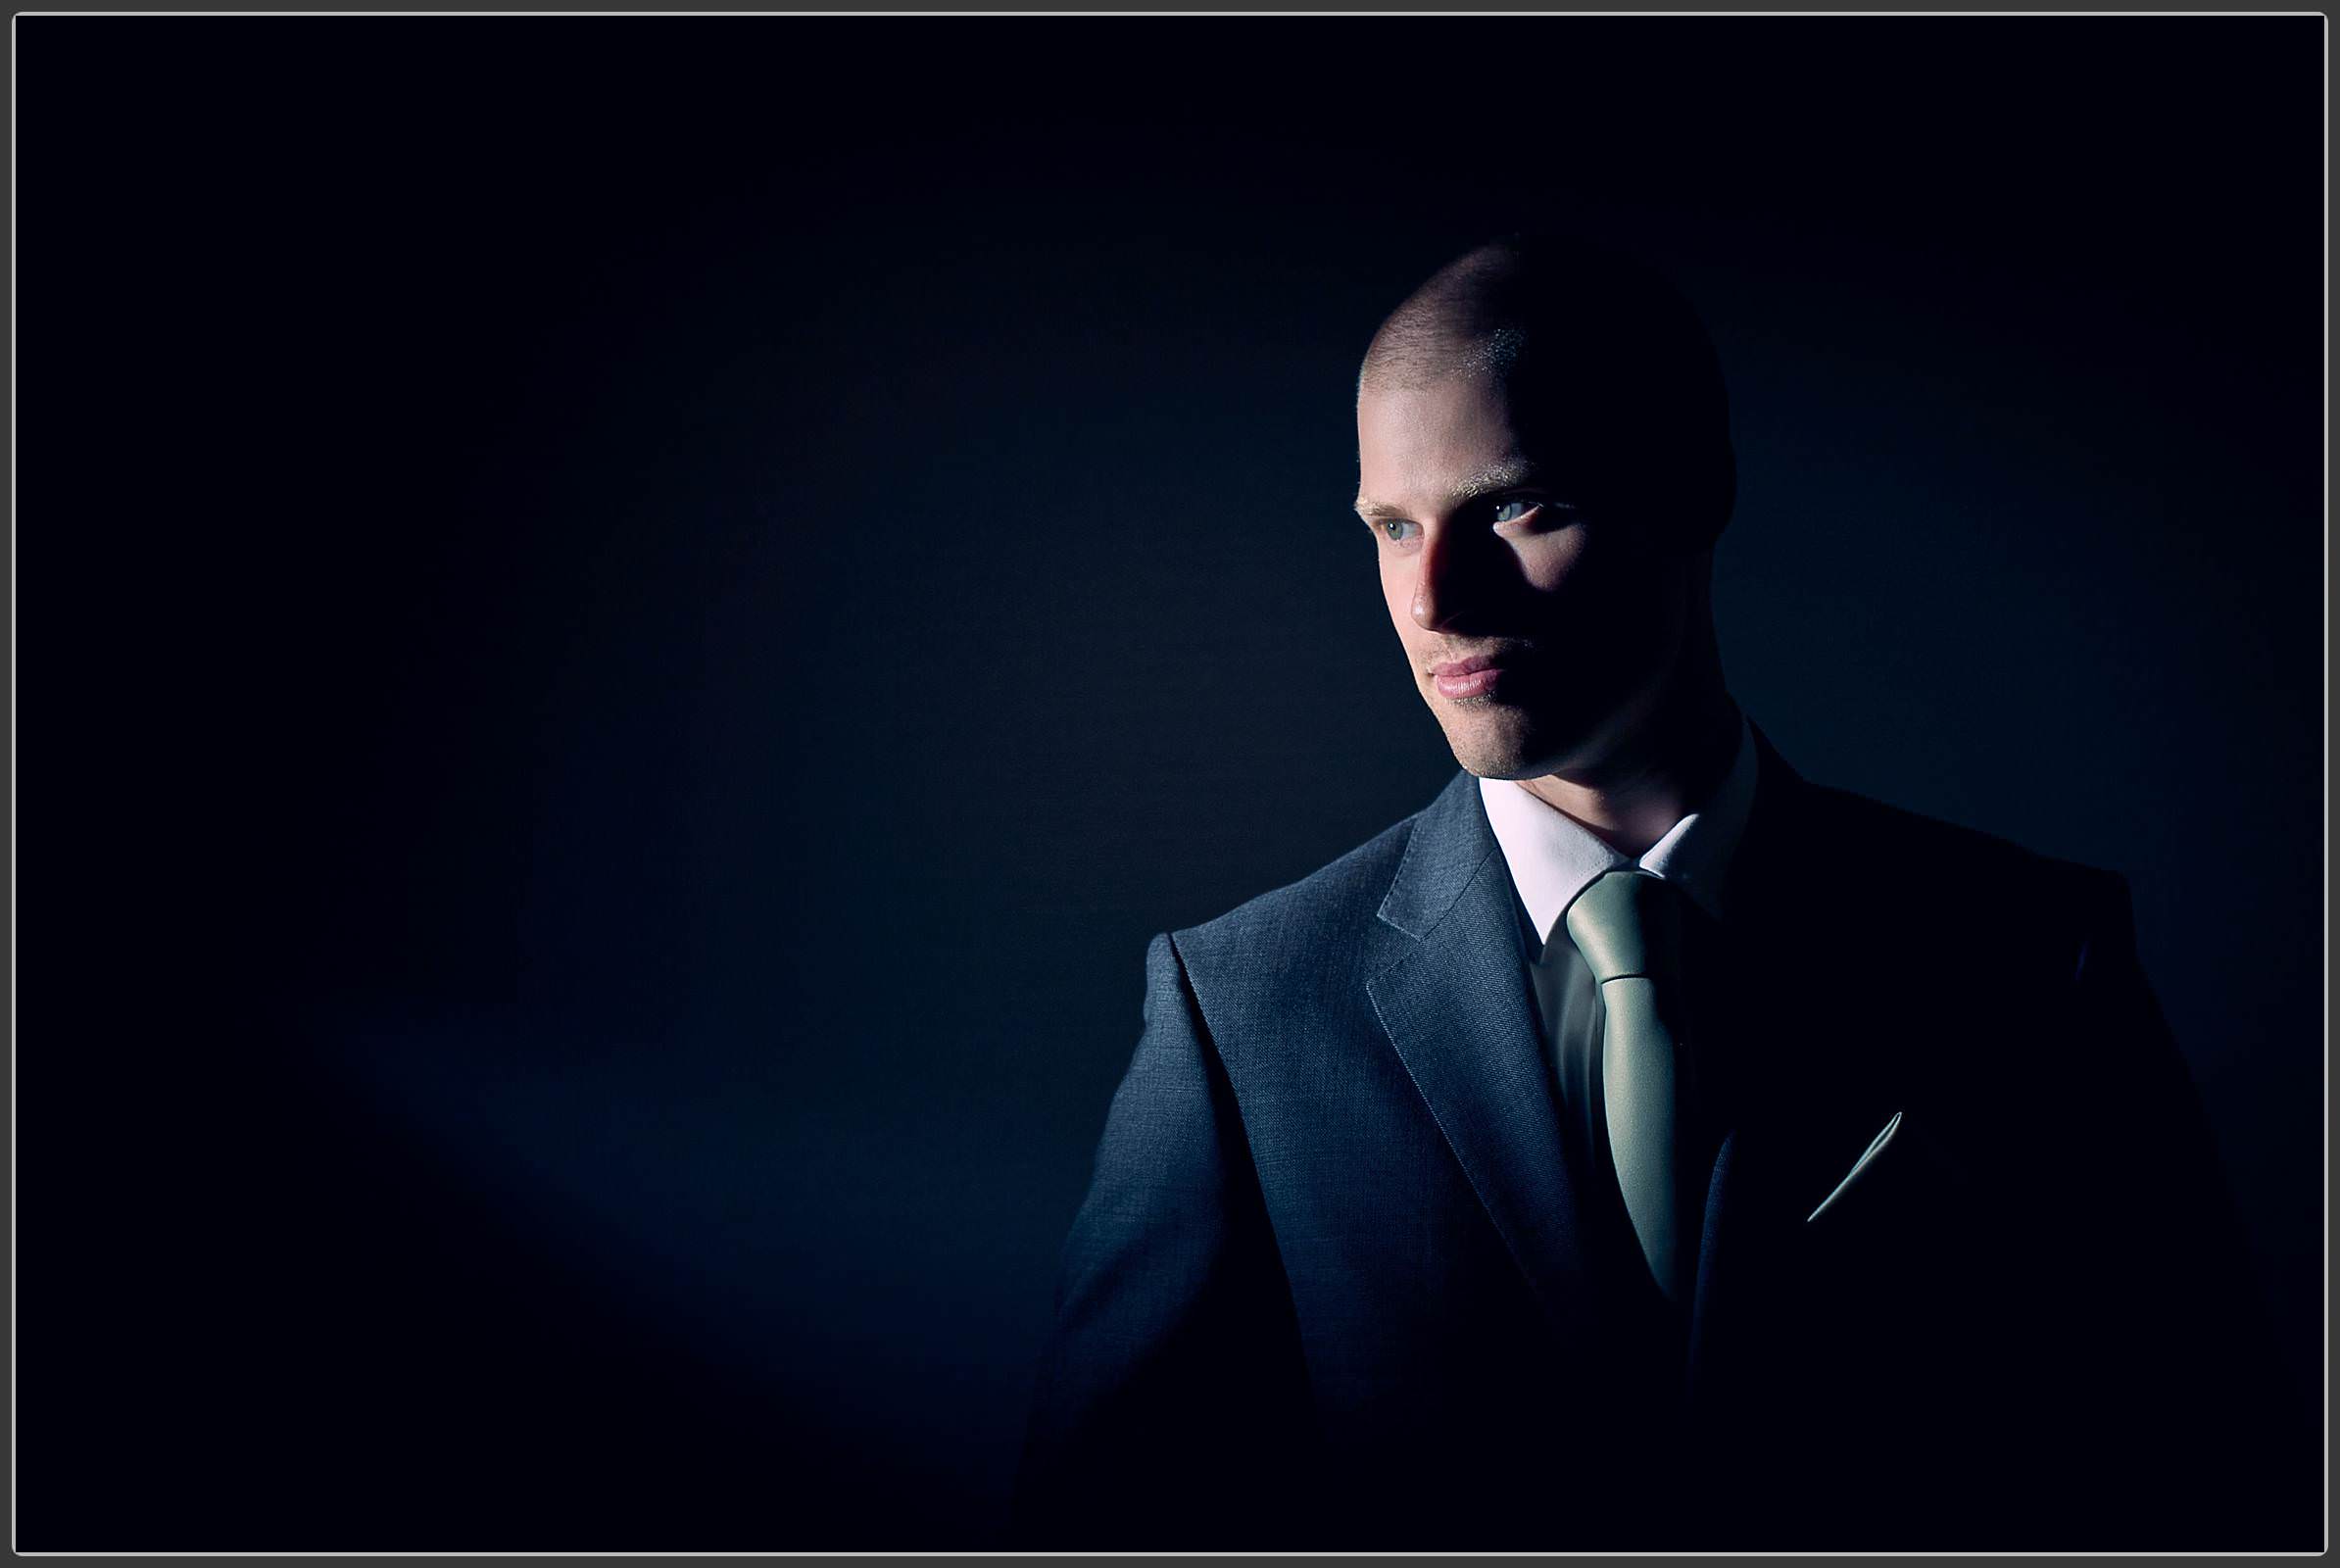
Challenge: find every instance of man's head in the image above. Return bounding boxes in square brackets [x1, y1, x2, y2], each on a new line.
[1354, 237, 1735, 784]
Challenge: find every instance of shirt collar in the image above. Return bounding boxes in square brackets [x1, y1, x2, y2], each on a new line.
[1476, 710, 1759, 946]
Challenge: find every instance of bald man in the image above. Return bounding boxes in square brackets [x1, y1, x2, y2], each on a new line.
[1013, 239, 2296, 1551]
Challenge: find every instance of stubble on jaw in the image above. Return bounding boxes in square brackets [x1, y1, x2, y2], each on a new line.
[1417, 690, 1547, 781]
[1422, 657, 1689, 790]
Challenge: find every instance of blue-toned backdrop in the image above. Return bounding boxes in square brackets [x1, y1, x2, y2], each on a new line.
[21, 16, 2320, 1548]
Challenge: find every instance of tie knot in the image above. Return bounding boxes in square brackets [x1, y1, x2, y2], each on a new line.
[1562, 869, 1685, 985]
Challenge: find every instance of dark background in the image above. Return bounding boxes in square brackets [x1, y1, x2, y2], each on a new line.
[21, 16, 2322, 1550]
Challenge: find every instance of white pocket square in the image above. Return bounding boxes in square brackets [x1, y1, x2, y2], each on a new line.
[1806, 1110, 1904, 1223]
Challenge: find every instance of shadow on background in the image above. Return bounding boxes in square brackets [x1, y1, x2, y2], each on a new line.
[20, 17, 2321, 1549]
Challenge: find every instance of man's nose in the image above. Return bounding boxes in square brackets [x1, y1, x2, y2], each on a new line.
[1409, 520, 1491, 633]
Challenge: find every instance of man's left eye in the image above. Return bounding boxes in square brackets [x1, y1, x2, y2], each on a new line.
[1490, 498, 1540, 523]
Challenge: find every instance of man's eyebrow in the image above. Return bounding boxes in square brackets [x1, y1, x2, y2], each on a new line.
[1353, 461, 1541, 520]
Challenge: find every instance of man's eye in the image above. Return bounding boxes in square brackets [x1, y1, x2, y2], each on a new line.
[1491, 497, 1584, 525]
[1379, 517, 1417, 542]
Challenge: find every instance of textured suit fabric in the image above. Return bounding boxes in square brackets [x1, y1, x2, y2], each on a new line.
[1015, 729, 2304, 1550]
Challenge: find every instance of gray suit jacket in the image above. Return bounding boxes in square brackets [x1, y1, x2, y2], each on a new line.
[1017, 728, 2300, 1550]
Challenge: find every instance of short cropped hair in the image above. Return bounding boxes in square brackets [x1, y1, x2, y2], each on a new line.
[1360, 234, 1737, 545]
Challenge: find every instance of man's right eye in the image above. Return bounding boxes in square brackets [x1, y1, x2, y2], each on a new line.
[1377, 517, 1417, 543]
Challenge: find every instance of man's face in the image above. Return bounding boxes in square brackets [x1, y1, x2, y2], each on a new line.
[1355, 368, 1700, 781]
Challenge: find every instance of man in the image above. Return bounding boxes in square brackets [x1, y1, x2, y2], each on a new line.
[1015, 238, 2298, 1550]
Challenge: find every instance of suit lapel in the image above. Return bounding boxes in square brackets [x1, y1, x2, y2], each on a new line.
[1366, 771, 1600, 1341]
[1687, 726, 1916, 1385]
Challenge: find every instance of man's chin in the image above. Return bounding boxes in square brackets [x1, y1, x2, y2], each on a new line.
[1435, 709, 1584, 782]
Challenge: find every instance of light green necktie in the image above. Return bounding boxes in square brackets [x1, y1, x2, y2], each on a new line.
[1564, 868, 1695, 1304]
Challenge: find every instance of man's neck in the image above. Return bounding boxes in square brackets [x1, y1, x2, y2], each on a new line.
[1517, 681, 1743, 858]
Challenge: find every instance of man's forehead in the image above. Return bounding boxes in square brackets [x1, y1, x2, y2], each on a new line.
[1355, 374, 1546, 514]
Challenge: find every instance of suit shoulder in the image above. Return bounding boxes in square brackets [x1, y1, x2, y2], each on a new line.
[1166, 807, 1421, 985]
[1801, 780, 2126, 933]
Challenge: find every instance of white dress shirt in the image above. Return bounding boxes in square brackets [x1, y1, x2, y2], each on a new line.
[1476, 710, 1760, 946]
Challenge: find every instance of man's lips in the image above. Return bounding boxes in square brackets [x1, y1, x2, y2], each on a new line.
[1430, 654, 1518, 700]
